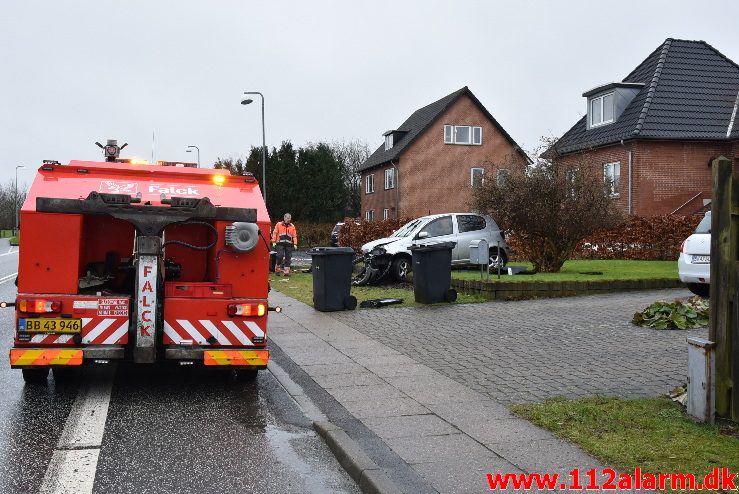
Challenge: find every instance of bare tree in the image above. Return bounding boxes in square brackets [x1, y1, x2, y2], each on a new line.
[0, 180, 28, 231]
[330, 139, 370, 217]
[472, 138, 622, 272]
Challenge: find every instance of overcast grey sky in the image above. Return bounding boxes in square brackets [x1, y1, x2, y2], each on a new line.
[1, 0, 738, 185]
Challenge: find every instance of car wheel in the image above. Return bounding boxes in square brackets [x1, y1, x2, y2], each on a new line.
[392, 257, 411, 282]
[488, 248, 508, 272]
[352, 258, 373, 286]
[687, 283, 710, 298]
[22, 368, 49, 384]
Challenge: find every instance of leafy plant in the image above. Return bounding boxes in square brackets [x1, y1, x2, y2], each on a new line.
[632, 296, 709, 330]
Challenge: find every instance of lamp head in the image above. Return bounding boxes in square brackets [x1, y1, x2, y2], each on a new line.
[241, 98, 254, 105]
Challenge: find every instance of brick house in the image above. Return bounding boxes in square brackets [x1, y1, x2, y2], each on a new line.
[359, 87, 528, 221]
[551, 38, 739, 216]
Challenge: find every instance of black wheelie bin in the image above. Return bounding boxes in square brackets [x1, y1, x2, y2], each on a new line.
[409, 241, 457, 304]
[308, 247, 358, 311]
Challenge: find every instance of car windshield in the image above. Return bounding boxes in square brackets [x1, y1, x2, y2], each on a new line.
[391, 219, 424, 237]
[332, 224, 343, 234]
[695, 213, 711, 234]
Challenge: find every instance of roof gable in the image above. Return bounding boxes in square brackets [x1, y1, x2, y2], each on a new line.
[554, 39, 739, 155]
[361, 87, 527, 171]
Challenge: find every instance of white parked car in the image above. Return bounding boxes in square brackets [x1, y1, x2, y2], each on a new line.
[678, 211, 710, 297]
[361, 213, 509, 282]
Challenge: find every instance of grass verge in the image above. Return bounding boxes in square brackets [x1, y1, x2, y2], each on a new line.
[270, 272, 487, 309]
[453, 260, 678, 283]
[512, 397, 739, 487]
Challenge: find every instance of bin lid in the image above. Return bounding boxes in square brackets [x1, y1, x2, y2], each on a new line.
[308, 247, 356, 256]
[409, 241, 456, 252]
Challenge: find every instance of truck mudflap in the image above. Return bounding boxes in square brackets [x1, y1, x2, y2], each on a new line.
[9, 349, 83, 367]
[203, 349, 269, 367]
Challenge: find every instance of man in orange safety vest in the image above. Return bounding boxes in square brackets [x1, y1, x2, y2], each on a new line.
[271, 213, 298, 276]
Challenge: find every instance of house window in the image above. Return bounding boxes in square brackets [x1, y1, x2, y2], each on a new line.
[383, 208, 390, 220]
[365, 210, 375, 221]
[589, 92, 614, 127]
[365, 174, 374, 194]
[384, 168, 395, 189]
[444, 125, 482, 145]
[384, 134, 393, 151]
[603, 162, 620, 196]
[496, 169, 510, 186]
[471, 167, 485, 187]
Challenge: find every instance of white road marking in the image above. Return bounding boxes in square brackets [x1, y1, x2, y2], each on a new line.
[0, 272, 17, 285]
[0, 247, 18, 256]
[40, 371, 115, 494]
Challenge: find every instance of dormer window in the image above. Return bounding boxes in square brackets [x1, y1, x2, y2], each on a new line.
[589, 92, 614, 127]
[384, 134, 393, 150]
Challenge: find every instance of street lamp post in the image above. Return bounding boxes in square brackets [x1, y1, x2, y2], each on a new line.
[241, 92, 266, 202]
[186, 145, 200, 168]
[14, 165, 26, 235]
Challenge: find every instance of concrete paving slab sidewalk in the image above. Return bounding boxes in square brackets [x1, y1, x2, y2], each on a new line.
[268, 291, 654, 493]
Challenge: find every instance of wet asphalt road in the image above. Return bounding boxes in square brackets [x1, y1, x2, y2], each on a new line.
[0, 240, 359, 494]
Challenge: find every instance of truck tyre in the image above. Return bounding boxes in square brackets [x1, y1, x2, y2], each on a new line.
[392, 257, 411, 283]
[52, 367, 77, 383]
[686, 283, 709, 298]
[22, 368, 49, 384]
[236, 368, 259, 381]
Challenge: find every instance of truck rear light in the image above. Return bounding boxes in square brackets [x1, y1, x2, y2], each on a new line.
[18, 299, 61, 313]
[227, 303, 266, 317]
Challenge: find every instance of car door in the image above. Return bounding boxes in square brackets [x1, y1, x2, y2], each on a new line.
[416, 215, 455, 251]
[455, 214, 488, 262]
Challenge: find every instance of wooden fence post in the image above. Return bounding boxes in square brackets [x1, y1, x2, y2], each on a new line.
[709, 156, 739, 421]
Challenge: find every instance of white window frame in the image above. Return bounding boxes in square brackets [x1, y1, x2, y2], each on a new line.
[471, 167, 485, 187]
[383, 208, 390, 220]
[384, 134, 393, 151]
[589, 92, 614, 128]
[444, 124, 482, 145]
[603, 162, 620, 197]
[365, 174, 374, 194]
[365, 210, 375, 221]
[384, 168, 395, 190]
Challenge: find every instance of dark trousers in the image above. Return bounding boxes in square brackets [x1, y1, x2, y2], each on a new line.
[276, 243, 293, 269]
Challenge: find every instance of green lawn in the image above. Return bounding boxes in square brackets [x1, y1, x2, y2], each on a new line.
[453, 260, 678, 283]
[271, 272, 486, 309]
[512, 397, 739, 490]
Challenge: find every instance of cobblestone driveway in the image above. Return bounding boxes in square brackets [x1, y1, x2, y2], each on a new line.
[331, 288, 707, 404]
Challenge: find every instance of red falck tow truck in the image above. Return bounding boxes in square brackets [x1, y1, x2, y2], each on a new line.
[7, 141, 273, 383]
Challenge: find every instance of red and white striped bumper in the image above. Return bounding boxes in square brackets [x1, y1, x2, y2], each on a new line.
[163, 318, 265, 346]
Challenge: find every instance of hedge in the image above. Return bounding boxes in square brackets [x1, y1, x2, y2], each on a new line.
[338, 218, 412, 252]
[507, 214, 702, 262]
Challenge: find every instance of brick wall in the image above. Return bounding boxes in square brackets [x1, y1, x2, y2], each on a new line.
[560, 140, 737, 217]
[361, 93, 526, 220]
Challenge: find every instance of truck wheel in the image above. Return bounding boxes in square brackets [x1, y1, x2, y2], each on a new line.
[687, 283, 709, 298]
[235, 368, 259, 381]
[22, 368, 49, 384]
[52, 367, 78, 383]
[392, 257, 411, 282]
